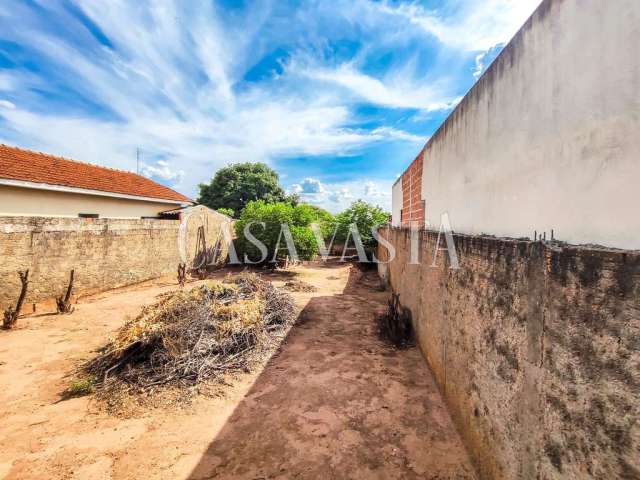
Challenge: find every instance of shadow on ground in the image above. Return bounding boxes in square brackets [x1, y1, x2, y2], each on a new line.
[188, 264, 476, 480]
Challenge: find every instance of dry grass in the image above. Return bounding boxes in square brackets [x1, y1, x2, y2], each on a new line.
[81, 273, 295, 407]
[283, 279, 317, 293]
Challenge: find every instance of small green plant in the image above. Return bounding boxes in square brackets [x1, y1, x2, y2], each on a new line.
[65, 375, 97, 398]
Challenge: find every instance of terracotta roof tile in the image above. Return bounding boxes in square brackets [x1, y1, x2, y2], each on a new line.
[0, 144, 192, 203]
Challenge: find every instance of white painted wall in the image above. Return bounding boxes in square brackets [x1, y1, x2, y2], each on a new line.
[0, 185, 183, 218]
[391, 180, 403, 227]
[416, 0, 640, 249]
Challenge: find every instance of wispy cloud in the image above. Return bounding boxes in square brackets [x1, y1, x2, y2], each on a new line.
[0, 0, 541, 210]
[375, 0, 542, 52]
[0, 0, 421, 199]
[369, 127, 425, 143]
[296, 62, 461, 111]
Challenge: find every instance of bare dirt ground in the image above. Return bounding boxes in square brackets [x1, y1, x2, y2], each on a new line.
[0, 263, 476, 479]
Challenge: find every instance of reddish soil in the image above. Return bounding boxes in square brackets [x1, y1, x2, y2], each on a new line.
[0, 263, 476, 479]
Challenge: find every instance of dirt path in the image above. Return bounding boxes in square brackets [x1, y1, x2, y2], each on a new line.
[0, 264, 476, 479]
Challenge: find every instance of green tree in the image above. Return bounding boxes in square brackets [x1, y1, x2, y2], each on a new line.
[234, 201, 334, 264]
[198, 163, 287, 217]
[333, 200, 390, 251]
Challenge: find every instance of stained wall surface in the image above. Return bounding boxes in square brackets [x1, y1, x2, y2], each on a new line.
[0, 207, 231, 309]
[378, 227, 640, 479]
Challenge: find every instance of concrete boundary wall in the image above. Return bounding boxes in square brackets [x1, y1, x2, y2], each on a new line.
[0, 209, 230, 309]
[393, 0, 640, 249]
[378, 227, 640, 479]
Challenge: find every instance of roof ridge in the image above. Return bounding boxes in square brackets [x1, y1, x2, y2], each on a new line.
[0, 143, 138, 176]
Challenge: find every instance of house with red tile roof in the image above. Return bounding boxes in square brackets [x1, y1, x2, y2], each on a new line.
[0, 144, 194, 218]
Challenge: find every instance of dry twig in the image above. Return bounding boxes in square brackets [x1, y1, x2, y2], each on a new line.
[83, 273, 295, 399]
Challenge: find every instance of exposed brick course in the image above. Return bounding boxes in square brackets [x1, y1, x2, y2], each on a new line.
[400, 152, 425, 227]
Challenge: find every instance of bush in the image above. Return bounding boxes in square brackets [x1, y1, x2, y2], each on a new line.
[234, 201, 334, 264]
[333, 200, 390, 251]
[216, 207, 234, 218]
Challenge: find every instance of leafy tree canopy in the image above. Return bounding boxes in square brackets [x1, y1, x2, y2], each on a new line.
[198, 163, 288, 217]
[234, 201, 334, 264]
[333, 200, 390, 250]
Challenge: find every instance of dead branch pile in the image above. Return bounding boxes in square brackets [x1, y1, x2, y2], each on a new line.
[283, 279, 317, 292]
[84, 273, 295, 395]
[378, 293, 414, 348]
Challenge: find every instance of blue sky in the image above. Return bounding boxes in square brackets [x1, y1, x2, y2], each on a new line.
[0, 0, 540, 212]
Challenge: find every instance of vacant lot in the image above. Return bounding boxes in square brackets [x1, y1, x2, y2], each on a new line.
[0, 263, 475, 479]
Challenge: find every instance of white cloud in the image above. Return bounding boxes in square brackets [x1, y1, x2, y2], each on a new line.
[363, 181, 389, 197]
[0, 0, 534, 200]
[291, 177, 326, 195]
[290, 177, 329, 205]
[376, 0, 542, 52]
[0, 1, 424, 197]
[140, 160, 185, 186]
[328, 187, 353, 204]
[297, 62, 460, 111]
[0, 100, 15, 110]
[292, 178, 392, 213]
[472, 43, 504, 79]
[473, 52, 487, 79]
[369, 126, 424, 143]
[289, 178, 389, 212]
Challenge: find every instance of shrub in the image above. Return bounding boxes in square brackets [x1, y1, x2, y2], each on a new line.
[333, 200, 390, 252]
[234, 201, 334, 264]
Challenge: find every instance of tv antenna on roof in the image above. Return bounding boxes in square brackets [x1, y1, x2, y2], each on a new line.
[136, 147, 141, 175]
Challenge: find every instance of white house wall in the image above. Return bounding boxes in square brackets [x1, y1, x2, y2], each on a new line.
[0, 185, 181, 218]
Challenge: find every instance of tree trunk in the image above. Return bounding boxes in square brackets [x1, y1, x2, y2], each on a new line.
[56, 269, 75, 314]
[3, 270, 29, 329]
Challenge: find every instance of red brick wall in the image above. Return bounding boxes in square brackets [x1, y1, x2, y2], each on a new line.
[400, 152, 425, 227]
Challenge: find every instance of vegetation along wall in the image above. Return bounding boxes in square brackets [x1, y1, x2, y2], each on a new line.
[378, 227, 640, 480]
